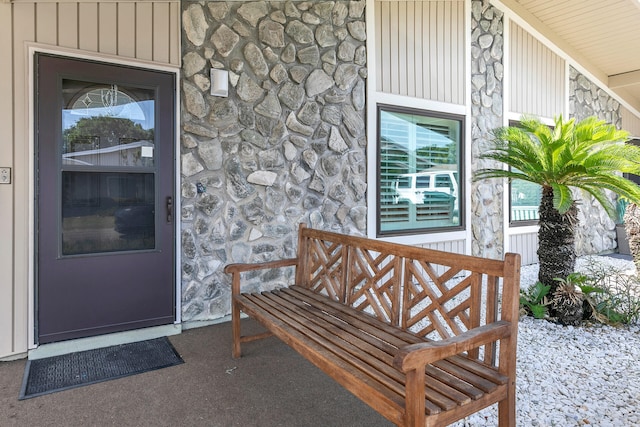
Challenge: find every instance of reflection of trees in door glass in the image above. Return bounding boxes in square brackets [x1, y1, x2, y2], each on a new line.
[61, 81, 156, 167]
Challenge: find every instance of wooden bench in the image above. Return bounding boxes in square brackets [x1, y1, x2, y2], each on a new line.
[224, 224, 521, 427]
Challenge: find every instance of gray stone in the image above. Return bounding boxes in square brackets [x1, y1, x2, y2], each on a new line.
[335, 63, 359, 90]
[349, 0, 366, 18]
[338, 41, 356, 62]
[321, 155, 341, 176]
[321, 105, 341, 125]
[183, 52, 206, 78]
[196, 193, 223, 216]
[332, 3, 348, 26]
[281, 43, 297, 63]
[296, 47, 320, 68]
[258, 148, 284, 170]
[328, 126, 349, 153]
[329, 181, 347, 202]
[182, 182, 198, 199]
[238, 1, 269, 27]
[347, 21, 366, 41]
[207, 2, 229, 21]
[209, 98, 239, 130]
[486, 65, 496, 95]
[342, 104, 364, 137]
[285, 182, 304, 202]
[324, 90, 346, 104]
[259, 19, 285, 48]
[491, 34, 503, 59]
[182, 134, 198, 149]
[316, 24, 338, 47]
[193, 74, 210, 92]
[211, 24, 240, 57]
[289, 135, 307, 148]
[302, 12, 321, 25]
[286, 112, 315, 136]
[283, 140, 298, 161]
[309, 210, 324, 229]
[290, 66, 310, 84]
[226, 158, 255, 200]
[255, 92, 282, 119]
[183, 81, 208, 119]
[233, 21, 252, 38]
[247, 171, 278, 186]
[182, 230, 197, 259]
[278, 82, 305, 110]
[298, 101, 321, 126]
[350, 177, 367, 200]
[271, 10, 287, 24]
[478, 33, 493, 49]
[198, 140, 223, 170]
[244, 42, 269, 79]
[352, 79, 365, 110]
[335, 27, 348, 41]
[182, 204, 194, 221]
[241, 129, 268, 149]
[306, 69, 334, 96]
[237, 73, 265, 103]
[302, 148, 318, 169]
[321, 50, 337, 65]
[354, 46, 366, 66]
[349, 206, 367, 230]
[286, 20, 314, 45]
[182, 122, 218, 138]
[290, 163, 311, 184]
[309, 172, 325, 193]
[312, 1, 334, 20]
[270, 63, 288, 85]
[183, 4, 208, 47]
[284, 1, 301, 18]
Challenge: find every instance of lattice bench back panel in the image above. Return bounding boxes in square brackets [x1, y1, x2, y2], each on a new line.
[297, 227, 508, 365]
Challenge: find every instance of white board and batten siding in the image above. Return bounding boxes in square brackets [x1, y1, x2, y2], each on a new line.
[375, 0, 466, 105]
[509, 22, 565, 119]
[509, 231, 538, 266]
[622, 107, 640, 138]
[0, 0, 180, 359]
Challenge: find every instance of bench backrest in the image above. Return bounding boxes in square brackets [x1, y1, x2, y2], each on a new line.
[295, 224, 521, 366]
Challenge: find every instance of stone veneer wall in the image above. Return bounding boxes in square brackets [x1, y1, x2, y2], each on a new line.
[569, 66, 622, 255]
[470, 0, 504, 259]
[180, 1, 367, 322]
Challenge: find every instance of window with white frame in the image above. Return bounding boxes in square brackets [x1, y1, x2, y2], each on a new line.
[377, 105, 464, 236]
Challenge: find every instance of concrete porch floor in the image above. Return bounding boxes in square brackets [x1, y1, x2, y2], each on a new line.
[0, 320, 393, 427]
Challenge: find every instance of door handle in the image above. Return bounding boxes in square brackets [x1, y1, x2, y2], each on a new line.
[166, 196, 173, 223]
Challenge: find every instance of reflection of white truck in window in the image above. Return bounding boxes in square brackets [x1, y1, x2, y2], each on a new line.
[393, 169, 459, 214]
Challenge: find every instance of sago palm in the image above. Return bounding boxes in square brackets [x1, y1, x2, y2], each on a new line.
[474, 115, 640, 294]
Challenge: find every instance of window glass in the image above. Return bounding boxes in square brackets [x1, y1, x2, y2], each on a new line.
[378, 106, 463, 235]
[508, 120, 541, 225]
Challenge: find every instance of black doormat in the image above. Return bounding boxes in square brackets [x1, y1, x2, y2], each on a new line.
[19, 337, 184, 400]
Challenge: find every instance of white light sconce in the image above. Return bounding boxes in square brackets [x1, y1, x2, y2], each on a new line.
[210, 69, 229, 97]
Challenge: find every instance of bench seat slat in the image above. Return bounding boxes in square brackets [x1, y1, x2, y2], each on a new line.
[263, 291, 471, 412]
[240, 288, 508, 414]
[235, 294, 408, 425]
[289, 286, 508, 392]
[244, 292, 448, 415]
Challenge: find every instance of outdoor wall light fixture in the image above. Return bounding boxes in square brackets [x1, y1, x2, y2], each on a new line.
[210, 69, 229, 97]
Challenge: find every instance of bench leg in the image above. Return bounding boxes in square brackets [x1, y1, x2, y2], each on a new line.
[232, 298, 242, 358]
[498, 382, 516, 426]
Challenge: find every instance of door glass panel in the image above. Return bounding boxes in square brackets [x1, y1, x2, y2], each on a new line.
[62, 172, 155, 255]
[62, 80, 155, 167]
[60, 79, 157, 256]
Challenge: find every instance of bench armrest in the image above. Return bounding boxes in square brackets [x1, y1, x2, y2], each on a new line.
[225, 258, 299, 297]
[224, 258, 299, 274]
[393, 320, 512, 372]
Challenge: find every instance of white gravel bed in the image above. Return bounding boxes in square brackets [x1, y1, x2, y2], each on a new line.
[451, 256, 640, 427]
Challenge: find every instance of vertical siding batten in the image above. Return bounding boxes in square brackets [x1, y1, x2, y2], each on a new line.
[12, 1, 36, 356]
[57, 3, 79, 49]
[99, 2, 118, 55]
[0, 2, 15, 358]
